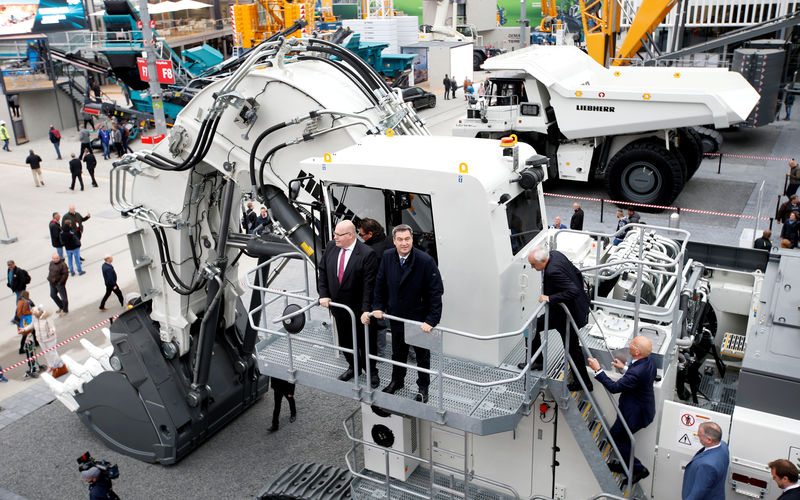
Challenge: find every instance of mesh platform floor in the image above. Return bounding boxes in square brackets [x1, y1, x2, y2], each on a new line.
[680, 370, 739, 415]
[255, 323, 567, 421]
[351, 467, 514, 500]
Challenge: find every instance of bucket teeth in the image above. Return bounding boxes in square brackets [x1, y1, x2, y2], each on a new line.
[61, 354, 99, 383]
[41, 372, 81, 412]
[79, 338, 114, 371]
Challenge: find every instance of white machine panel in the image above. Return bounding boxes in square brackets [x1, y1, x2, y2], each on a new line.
[361, 403, 420, 481]
[556, 142, 594, 182]
[727, 406, 800, 500]
[652, 400, 731, 500]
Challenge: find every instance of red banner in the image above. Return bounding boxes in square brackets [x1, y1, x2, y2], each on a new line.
[154, 59, 175, 84]
[136, 58, 175, 84]
[136, 57, 149, 81]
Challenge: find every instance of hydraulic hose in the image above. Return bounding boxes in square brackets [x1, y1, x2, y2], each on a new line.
[297, 55, 379, 105]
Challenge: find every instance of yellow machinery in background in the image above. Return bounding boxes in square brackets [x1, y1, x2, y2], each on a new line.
[538, 0, 563, 34]
[318, 0, 336, 22]
[231, 0, 316, 48]
[579, 0, 679, 66]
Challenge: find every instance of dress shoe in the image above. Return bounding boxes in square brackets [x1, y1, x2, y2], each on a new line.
[371, 374, 380, 389]
[78, 271, 86, 276]
[517, 360, 544, 371]
[632, 467, 649, 484]
[99, 307, 108, 311]
[289, 414, 296, 423]
[337, 368, 355, 381]
[18, 349, 25, 354]
[567, 380, 593, 392]
[415, 388, 429, 403]
[608, 462, 624, 474]
[267, 425, 279, 433]
[382, 381, 403, 394]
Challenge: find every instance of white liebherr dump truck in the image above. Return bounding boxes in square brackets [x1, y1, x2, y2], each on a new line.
[453, 45, 760, 205]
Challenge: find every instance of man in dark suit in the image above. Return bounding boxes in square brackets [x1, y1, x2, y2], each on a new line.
[318, 220, 379, 387]
[570, 202, 584, 230]
[373, 224, 444, 403]
[769, 459, 800, 500]
[588, 336, 657, 484]
[359, 218, 394, 357]
[681, 421, 729, 500]
[521, 247, 593, 392]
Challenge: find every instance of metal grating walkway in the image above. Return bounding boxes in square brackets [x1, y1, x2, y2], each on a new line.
[351, 467, 514, 500]
[254, 323, 573, 435]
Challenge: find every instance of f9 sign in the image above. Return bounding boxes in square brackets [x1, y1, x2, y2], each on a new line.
[136, 58, 176, 84]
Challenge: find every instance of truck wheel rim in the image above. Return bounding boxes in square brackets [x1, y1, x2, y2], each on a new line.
[621, 162, 662, 201]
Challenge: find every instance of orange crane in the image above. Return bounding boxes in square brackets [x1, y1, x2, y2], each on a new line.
[579, 0, 679, 66]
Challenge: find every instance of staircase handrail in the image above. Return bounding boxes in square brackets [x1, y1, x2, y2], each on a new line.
[559, 302, 636, 495]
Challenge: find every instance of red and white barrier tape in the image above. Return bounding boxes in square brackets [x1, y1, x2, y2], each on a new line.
[543, 192, 771, 220]
[1, 315, 119, 375]
[703, 152, 793, 162]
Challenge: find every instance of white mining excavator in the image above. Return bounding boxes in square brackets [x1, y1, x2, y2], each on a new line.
[453, 45, 759, 206]
[41, 36, 799, 500]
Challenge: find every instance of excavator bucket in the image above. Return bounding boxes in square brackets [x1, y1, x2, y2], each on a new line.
[57, 301, 267, 464]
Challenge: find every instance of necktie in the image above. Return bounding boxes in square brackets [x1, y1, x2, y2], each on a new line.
[337, 248, 346, 284]
[400, 257, 406, 267]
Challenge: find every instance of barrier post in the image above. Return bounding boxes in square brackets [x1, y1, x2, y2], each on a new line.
[0, 203, 18, 244]
[600, 198, 604, 223]
[717, 153, 723, 174]
[775, 195, 782, 221]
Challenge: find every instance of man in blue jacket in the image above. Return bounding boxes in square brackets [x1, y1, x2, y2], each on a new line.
[99, 255, 124, 311]
[681, 421, 729, 500]
[373, 224, 444, 403]
[588, 336, 657, 484]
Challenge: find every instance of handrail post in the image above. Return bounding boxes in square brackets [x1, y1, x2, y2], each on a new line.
[437, 329, 445, 416]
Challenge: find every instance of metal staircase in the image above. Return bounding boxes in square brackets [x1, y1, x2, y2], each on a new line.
[554, 377, 646, 499]
[56, 79, 87, 107]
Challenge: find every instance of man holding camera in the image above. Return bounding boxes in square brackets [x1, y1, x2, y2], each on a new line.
[81, 466, 119, 499]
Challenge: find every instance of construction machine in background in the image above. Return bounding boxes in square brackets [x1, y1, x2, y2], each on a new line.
[453, 45, 758, 206]
[420, 0, 522, 69]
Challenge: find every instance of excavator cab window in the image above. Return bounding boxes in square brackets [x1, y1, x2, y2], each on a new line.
[506, 189, 543, 254]
[489, 79, 528, 107]
[326, 183, 437, 262]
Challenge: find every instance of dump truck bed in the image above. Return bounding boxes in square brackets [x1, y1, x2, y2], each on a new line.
[481, 46, 760, 139]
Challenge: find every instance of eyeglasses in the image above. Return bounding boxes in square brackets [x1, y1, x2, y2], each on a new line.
[358, 232, 368, 238]
[334, 231, 353, 238]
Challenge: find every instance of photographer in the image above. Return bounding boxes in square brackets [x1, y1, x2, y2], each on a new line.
[78, 453, 120, 500]
[81, 466, 119, 499]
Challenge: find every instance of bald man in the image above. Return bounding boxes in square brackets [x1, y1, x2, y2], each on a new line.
[318, 220, 379, 387]
[61, 204, 91, 240]
[588, 336, 657, 484]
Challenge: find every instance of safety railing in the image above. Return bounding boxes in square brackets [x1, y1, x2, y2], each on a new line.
[553, 224, 690, 332]
[247, 253, 554, 410]
[559, 302, 637, 496]
[342, 408, 521, 500]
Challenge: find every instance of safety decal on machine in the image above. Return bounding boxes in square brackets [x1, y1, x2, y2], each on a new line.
[676, 412, 710, 448]
[789, 446, 800, 469]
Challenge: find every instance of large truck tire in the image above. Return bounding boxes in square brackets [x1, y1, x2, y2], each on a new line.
[473, 51, 486, 70]
[678, 127, 703, 179]
[606, 140, 685, 207]
[694, 126, 723, 154]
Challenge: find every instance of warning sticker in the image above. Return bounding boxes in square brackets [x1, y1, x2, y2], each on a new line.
[676, 412, 712, 448]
